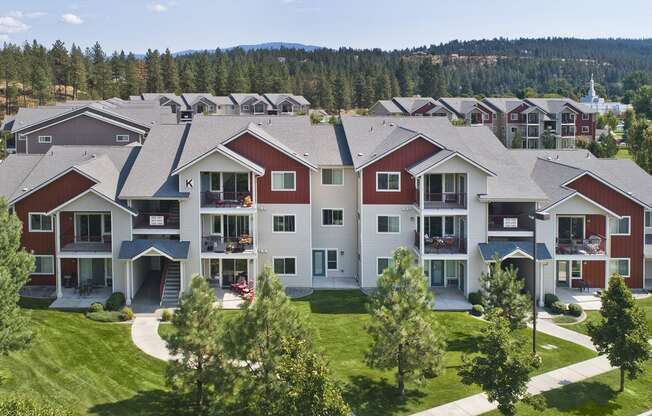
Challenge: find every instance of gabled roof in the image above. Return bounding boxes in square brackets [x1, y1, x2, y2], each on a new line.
[407, 150, 496, 177]
[263, 93, 310, 107]
[479, 241, 552, 262]
[438, 97, 492, 118]
[523, 98, 596, 115]
[118, 239, 190, 261]
[229, 93, 267, 106]
[481, 97, 525, 113]
[369, 100, 404, 114]
[391, 96, 437, 114]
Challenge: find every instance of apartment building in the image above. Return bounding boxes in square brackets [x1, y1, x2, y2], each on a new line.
[1, 104, 649, 309]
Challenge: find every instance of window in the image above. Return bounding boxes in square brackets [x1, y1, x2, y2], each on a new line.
[444, 216, 455, 235]
[327, 249, 338, 270]
[242, 105, 250, 111]
[38, 135, 52, 144]
[582, 113, 590, 120]
[115, 134, 130, 143]
[609, 258, 630, 277]
[322, 168, 343, 185]
[103, 214, 111, 233]
[273, 257, 296, 275]
[444, 174, 455, 193]
[558, 216, 585, 242]
[510, 113, 519, 121]
[322, 209, 343, 226]
[581, 126, 590, 134]
[482, 113, 489, 121]
[645, 211, 652, 227]
[28, 213, 53, 232]
[209, 259, 220, 278]
[377, 257, 394, 275]
[271, 171, 296, 191]
[212, 216, 222, 234]
[571, 260, 582, 278]
[33, 255, 54, 275]
[210, 172, 221, 191]
[377, 215, 400, 233]
[376, 172, 400, 191]
[273, 215, 295, 232]
[527, 113, 539, 124]
[610, 216, 630, 235]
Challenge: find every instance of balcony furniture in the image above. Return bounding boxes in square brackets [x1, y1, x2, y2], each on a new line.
[63, 275, 73, 289]
[577, 280, 590, 292]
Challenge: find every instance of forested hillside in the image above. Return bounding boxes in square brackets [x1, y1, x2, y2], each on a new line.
[2, 37, 652, 115]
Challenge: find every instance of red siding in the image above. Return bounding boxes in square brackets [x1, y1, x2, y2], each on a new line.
[363, 137, 440, 204]
[507, 103, 529, 124]
[14, 171, 95, 285]
[576, 113, 596, 140]
[581, 260, 606, 288]
[568, 174, 644, 288]
[586, 214, 606, 237]
[226, 132, 310, 204]
[412, 102, 437, 115]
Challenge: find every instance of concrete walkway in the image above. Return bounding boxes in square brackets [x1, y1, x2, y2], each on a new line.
[532, 318, 597, 351]
[131, 316, 176, 361]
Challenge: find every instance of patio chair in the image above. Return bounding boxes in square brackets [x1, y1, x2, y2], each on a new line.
[577, 280, 589, 292]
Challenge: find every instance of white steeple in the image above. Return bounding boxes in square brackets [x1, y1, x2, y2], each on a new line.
[589, 73, 596, 97]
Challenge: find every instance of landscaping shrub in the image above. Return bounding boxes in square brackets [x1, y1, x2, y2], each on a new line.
[551, 301, 566, 315]
[468, 291, 483, 306]
[161, 309, 173, 322]
[105, 292, 125, 311]
[120, 306, 134, 321]
[471, 304, 484, 317]
[86, 311, 123, 322]
[568, 303, 583, 317]
[88, 302, 103, 313]
[544, 293, 559, 308]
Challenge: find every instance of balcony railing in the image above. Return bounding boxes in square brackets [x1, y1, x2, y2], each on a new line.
[488, 214, 534, 232]
[556, 236, 606, 255]
[414, 231, 467, 254]
[201, 235, 254, 254]
[134, 211, 179, 229]
[417, 192, 467, 209]
[201, 191, 253, 209]
[61, 233, 112, 252]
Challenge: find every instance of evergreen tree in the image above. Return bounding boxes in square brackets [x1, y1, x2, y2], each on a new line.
[632, 85, 652, 119]
[0, 198, 34, 357]
[161, 49, 179, 93]
[166, 275, 233, 412]
[480, 257, 531, 329]
[31, 65, 51, 105]
[316, 73, 334, 111]
[212, 54, 228, 96]
[124, 53, 140, 97]
[373, 71, 392, 101]
[227, 64, 249, 93]
[68, 45, 87, 100]
[366, 247, 446, 397]
[627, 118, 652, 173]
[541, 128, 557, 149]
[587, 275, 651, 392]
[89, 42, 109, 99]
[395, 59, 413, 96]
[353, 74, 367, 108]
[180, 63, 196, 93]
[228, 266, 314, 415]
[0, 44, 18, 114]
[511, 130, 524, 149]
[144, 49, 162, 93]
[333, 73, 351, 111]
[49, 40, 69, 99]
[195, 52, 214, 92]
[459, 312, 542, 416]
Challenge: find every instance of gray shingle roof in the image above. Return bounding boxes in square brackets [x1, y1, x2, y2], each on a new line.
[391, 96, 437, 113]
[524, 98, 596, 115]
[118, 239, 190, 260]
[370, 100, 404, 114]
[479, 241, 552, 261]
[438, 97, 485, 117]
[482, 97, 524, 113]
[263, 93, 310, 107]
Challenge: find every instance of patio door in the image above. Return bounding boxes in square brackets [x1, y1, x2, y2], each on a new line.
[224, 216, 249, 239]
[77, 214, 102, 242]
[78, 258, 106, 287]
[221, 259, 248, 288]
[313, 250, 326, 277]
[558, 216, 584, 244]
[222, 173, 249, 198]
[430, 260, 444, 287]
[425, 174, 443, 200]
[557, 261, 570, 287]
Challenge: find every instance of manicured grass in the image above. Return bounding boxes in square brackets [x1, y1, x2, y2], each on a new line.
[86, 311, 124, 323]
[157, 322, 174, 340]
[616, 148, 633, 160]
[564, 295, 652, 337]
[552, 315, 581, 325]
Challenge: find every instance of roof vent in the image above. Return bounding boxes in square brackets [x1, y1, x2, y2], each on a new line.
[91, 153, 97, 158]
[389, 122, 395, 127]
[382, 120, 386, 125]
[268, 119, 272, 125]
[357, 152, 364, 157]
[370, 126, 373, 132]
[257, 122, 263, 126]
[585, 152, 591, 159]
[546, 156, 552, 161]
[303, 152, 309, 157]
[22, 187, 28, 193]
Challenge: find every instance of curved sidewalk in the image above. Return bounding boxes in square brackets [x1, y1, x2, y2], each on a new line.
[131, 316, 176, 361]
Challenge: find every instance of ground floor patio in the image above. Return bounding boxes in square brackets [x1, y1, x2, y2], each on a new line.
[49, 287, 112, 309]
[554, 286, 650, 310]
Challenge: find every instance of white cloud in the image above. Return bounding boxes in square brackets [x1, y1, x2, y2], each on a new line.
[8, 11, 46, 19]
[0, 16, 30, 34]
[61, 13, 83, 25]
[147, 3, 168, 12]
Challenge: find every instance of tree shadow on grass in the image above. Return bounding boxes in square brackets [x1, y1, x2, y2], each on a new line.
[343, 375, 426, 416]
[445, 331, 482, 354]
[539, 381, 621, 415]
[305, 291, 369, 315]
[89, 389, 187, 416]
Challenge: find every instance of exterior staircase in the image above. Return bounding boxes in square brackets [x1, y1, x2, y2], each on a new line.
[168, 202, 180, 228]
[160, 262, 180, 307]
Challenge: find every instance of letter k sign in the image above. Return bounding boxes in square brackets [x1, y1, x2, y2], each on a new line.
[185, 178, 193, 188]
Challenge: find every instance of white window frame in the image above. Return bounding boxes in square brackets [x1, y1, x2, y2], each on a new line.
[32, 255, 55, 275]
[376, 215, 400, 234]
[582, 113, 590, 120]
[273, 257, 297, 276]
[510, 113, 518, 121]
[610, 216, 631, 236]
[376, 257, 393, 276]
[271, 171, 296, 192]
[321, 168, 344, 186]
[242, 105, 250, 111]
[115, 134, 130, 143]
[645, 211, 652, 228]
[482, 112, 489, 121]
[376, 171, 401, 192]
[272, 214, 296, 233]
[327, 249, 338, 271]
[38, 135, 52, 144]
[581, 126, 590, 134]
[321, 208, 344, 227]
[609, 258, 630, 278]
[28, 212, 53, 232]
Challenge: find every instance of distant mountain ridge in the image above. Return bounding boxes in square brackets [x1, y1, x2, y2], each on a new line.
[149, 42, 323, 57]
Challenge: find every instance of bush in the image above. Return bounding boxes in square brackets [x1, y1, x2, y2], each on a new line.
[0, 396, 73, 415]
[86, 311, 123, 322]
[544, 293, 559, 308]
[161, 309, 173, 322]
[120, 306, 134, 321]
[88, 302, 104, 313]
[468, 291, 483, 306]
[105, 292, 125, 311]
[551, 301, 566, 315]
[470, 304, 484, 317]
[568, 303, 583, 317]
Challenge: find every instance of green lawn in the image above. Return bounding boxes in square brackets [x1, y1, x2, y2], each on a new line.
[616, 148, 633, 160]
[3, 291, 597, 416]
[563, 295, 652, 337]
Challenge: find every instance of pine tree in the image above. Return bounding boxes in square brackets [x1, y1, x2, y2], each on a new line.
[316, 73, 334, 111]
[212, 54, 228, 96]
[459, 312, 542, 416]
[0, 44, 18, 114]
[333, 73, 351, 112]
[31, 65, 51, 105]
[49, 40, 69, 99]
[166, 275, 233, 412]
[396, 59, 413, 96]
[180, 63, 196, 93]
[227, 63, 249, 93]
[68, 45, 87, 100]
[124, 53, 140, 97]
[195, 52, 214, 92]
[144, 49, 162, 93]
[228, 266, 314, 415]
[511, 130, 524, 149]
[373, 71, 392, 101]
[479, 257, 531, 329]
[353, 74, 367, 108]
[587, 274, 651, 392]
[0, 198, 34, 357]
[161, 49, 179, 93]
[89, 42, 109, 99]
[366, 247, 446, 397]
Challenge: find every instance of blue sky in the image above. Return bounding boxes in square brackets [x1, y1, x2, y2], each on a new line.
[2, 0, 652, 53]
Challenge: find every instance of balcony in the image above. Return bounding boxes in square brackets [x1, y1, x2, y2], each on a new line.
[415, 231, 467, 254]
[134, 210, 179, 229]
[201, 191, 253, 209]
[561, 114, 576, 124]
[201, 235, 254, 254]
[61, 233, 112, 253]
[556, 237, 606, 256]
[561, 126, 576, 137]
[488, 214, 534, 232]
[418, 192, 467, 209]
